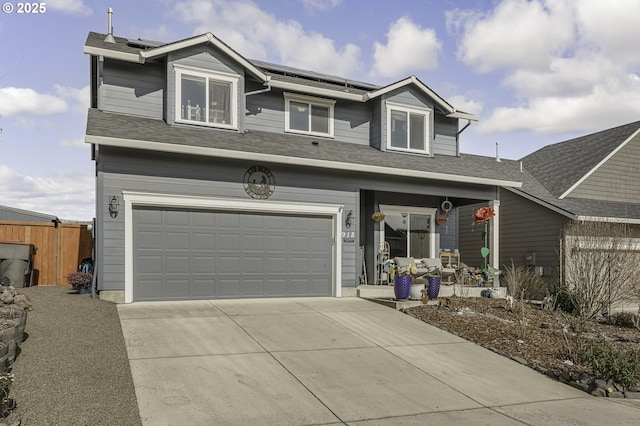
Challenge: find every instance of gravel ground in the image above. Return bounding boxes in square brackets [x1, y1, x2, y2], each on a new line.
[9, 286, 141, 426]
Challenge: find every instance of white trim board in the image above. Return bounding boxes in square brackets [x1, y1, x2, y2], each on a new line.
[122, 191, 343, 303]
[86, 135, 522, 188]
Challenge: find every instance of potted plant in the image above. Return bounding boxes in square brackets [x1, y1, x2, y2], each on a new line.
[435, 214, 448, 225]
[371, 211, 385, 222]
[426, 264, 442, 300]
[394, 263, 416, 300]
[66, 272, 93, 294]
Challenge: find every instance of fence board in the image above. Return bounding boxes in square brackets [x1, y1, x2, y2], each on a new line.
[0, 221, 93, 286]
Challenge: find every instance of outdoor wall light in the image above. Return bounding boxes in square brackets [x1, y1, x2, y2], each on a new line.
[108, 196, 120, 218]
[345, 210, 354, 228]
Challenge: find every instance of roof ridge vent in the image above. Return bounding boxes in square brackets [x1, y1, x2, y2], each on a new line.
[104, 7, 116, 44]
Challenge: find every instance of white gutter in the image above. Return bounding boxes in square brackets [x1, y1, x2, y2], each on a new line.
[86, 134, 522, 188]
[575, 215, 640, 225]
[269, 80, 364, 102]
[83, 46, 143, 63]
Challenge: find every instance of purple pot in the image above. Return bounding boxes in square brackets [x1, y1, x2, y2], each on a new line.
[394, 276, 412, 300]
[427, 276, 441, 300]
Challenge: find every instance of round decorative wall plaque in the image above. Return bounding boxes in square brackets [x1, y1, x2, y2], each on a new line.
[243, 165, 275, 199]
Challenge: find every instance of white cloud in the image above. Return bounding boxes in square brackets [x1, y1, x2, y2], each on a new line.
[0, 166, 94, 221]
[370, 17, 441, 79]
[59, 137, 87, 148]
[0, 87, 67, 116]
[54, 85, 90, 113]
[450, 0, 575, 73]
[301, 0, 342, 11]
[173, 0, 362, 77]
[449, 0, 640, 137]
[447, 95, 483, 116]
[46, 0, 92, 15]
[478, 73, 640, 135]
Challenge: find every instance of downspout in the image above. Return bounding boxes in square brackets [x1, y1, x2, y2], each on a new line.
[455, 119, 472, 157]
[245, 76, 272, 96]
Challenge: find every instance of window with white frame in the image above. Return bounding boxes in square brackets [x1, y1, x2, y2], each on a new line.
[284, 93, 335, 137]
[386, 103, 431, 154]
[174, 65, 238, 129]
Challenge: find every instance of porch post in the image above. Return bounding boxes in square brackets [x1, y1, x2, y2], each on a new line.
[489, 199, 500, 287]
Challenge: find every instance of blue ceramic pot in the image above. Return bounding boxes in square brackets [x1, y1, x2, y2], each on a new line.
[427, 276, 441, 300]
[394, 276, 412, 300]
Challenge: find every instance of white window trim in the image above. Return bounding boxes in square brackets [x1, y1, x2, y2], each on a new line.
[122, 191, 343, 303]
[379, 205, 437, 258]
[385, 101, 431, 154]
[174, 64, 239, 130]
[284, 92, 335, 138]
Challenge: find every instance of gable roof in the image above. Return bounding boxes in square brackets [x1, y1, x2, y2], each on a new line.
[521, 120, 640, 198]
[505, 121, 640, 222]
[364, 76, 478, 121]
[84, 31, 476, 116]
[85, 109, 521, 188]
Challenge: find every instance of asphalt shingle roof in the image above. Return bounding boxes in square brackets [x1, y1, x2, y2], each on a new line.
[85, 109, 520, 186]
[521, 121, 640, 197]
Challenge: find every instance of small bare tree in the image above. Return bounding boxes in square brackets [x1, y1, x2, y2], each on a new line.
[559, 220, 640, 320]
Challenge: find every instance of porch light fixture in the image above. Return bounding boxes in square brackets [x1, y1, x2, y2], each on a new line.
[108, 196, 120, 218]
[345, 210, 354, 228]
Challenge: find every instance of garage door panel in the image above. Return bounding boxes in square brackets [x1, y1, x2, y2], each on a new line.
[216, 279, 241, 297]
[289, 257, 310, 273]
[137, 256, 163, 273]
[134, 208, 332, 301]
[137, 230, 162, 248]
[190, 279, 215, 297]
[192, 233, 215, 250]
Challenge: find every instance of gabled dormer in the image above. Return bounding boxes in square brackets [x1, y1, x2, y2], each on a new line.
[365, 76, 478, 157]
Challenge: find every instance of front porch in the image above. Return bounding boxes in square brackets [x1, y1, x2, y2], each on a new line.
[358, 189, 503, 291]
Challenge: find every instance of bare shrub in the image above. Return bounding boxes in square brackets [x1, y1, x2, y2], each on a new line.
[559, 221, 640, 320]
[503, 262, 547, 302]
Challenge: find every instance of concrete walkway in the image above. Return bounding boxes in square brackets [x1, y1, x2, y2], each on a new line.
[118, 297, 640, 425]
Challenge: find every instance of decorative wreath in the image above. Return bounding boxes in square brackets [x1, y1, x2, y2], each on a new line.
[371, 211, 385, 222]
[474, 207, 495, 224]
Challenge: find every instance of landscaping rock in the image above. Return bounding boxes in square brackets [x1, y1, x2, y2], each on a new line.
[590, 388, 606, 397]
[623, 391, 640, 399]
[608, 391, 625, 398]
[569, 381, 589, 392]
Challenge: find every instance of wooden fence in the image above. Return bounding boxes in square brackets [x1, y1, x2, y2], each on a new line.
[0, 221, 93, 286]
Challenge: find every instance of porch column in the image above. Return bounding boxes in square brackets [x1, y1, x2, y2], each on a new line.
[489, 199, 500, 287]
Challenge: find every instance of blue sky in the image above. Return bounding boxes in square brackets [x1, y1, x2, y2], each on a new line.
[1, 0, 639, 220]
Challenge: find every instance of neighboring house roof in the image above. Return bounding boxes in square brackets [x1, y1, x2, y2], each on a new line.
[85, 109, 521, 188]
[522, 121, 640, 198]
[84, 32, 477, 118]
[507, 121, 640, 222]
[0, 205, 59, 223]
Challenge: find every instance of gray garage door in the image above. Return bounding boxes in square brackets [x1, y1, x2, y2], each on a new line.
[133, 207, 333, 301]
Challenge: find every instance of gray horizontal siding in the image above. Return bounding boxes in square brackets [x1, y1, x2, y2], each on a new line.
[433, 135, 457, 156]
[96, 148, 359, 292]
[101, 60, 164, 119]
[370, 100, 382, 149]
[458, 190, 569, 275]
[569, 134, 640, 203]
[245, 89, 370, 145]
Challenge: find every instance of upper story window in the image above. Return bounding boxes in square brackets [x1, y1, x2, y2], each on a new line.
[174, 65, 239, 129]
[284, 93, 335, 137]
[386, 102, 431, 154]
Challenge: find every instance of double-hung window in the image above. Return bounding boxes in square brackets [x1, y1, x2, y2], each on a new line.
[284, 93, 335, 137]
[386, 102, 431, 154]
[175, 65, 238, 129]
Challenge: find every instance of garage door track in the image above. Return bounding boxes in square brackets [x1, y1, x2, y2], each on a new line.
[118, 298, 640, 425]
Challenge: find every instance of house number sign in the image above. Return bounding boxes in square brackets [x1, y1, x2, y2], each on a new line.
[243, 165, 276, 199]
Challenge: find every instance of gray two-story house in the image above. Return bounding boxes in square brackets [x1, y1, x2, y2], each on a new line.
[84, 30, 522, 303]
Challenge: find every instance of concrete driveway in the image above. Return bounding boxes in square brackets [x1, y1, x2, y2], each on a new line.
[118, 297, 640, 425]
